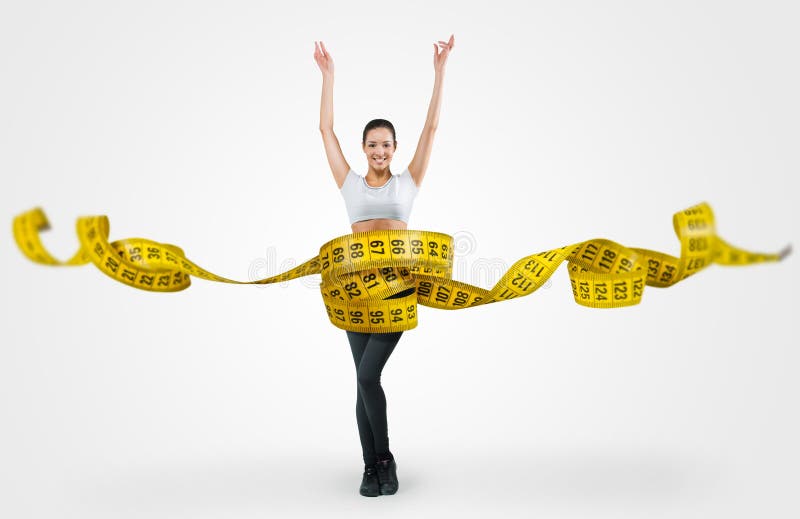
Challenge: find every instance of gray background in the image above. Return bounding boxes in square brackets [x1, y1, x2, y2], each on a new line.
[1, 0, 797, 517]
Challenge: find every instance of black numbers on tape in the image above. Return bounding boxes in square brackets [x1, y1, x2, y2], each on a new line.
[598, 249, 617, 271]
[578, 281, 590, 300]
[688, 237, 708, 252]
[105, 255, 119, 274]
[129, 246, 142, 262]
[418, 280, 432, 298]
[453, 290, 469, 307]
[362, 272, 379, 289]
[370, 310, 384, 324]
[381, 267, 397, 282]
[390, 307, 404, 323]
[582, 243, 598, 262]
[350, 242, 364, 258]
[647, 258, 660, 278]
[370, 240, 385, 255]
[321, 251, 330, 270]
[660, 264, 675, 284]
[613, 281, 628, 300]
[687, 258, 705, 271]
[391, 239, 406, 255]
[325, 305, 346, 322]
[349, 310, 364, 324]
[435, 285, 451, 303]
[333, 247, 344, 263]
[344, 282, 361, 299]
[524, 259, 545, 277]
[616, 257, 633, 273]
[538, 250, 558, 262]
[511, 273, 533, 292]
[595, 282, 608, 301]
[164, 250, 178, 265]
[633, 278, 644, 298]
[407, 304, 416, 320]
[428, 241, 438, 257]
[498, 288, 517, 300]
[687, 218, 708, 231]
[147, 246, 160, 260]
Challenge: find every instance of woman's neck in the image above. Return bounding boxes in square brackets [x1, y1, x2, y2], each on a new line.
[366, 167, 392, 184]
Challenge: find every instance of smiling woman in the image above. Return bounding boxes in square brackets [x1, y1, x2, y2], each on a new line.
[337, 119, 420, 233]
[313, 34, 455, 497]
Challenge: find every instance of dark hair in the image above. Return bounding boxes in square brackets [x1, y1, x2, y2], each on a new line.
[362, 119, 396, 146]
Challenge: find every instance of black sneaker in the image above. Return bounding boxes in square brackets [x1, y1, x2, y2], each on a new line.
[359, 464, 380, 497]
[375, 456, 398, 495]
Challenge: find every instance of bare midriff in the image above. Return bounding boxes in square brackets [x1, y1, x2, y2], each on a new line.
[351, 218, 408, 234]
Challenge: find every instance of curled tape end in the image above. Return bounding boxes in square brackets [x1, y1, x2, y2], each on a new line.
[779, 243, 792, 260]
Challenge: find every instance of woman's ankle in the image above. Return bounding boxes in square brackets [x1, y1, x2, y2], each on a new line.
[376, 451, 394, 462]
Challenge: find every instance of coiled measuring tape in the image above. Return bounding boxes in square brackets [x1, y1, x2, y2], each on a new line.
[12, 202, 790, 333]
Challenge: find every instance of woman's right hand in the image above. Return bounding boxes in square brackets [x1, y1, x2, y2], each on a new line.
[314, 41, 334, 77]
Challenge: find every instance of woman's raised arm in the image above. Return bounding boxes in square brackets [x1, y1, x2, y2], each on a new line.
[408, 34, 455, 188]
[314, 41, 350, 189]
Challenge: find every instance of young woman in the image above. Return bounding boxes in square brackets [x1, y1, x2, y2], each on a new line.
[313, 35, 455, 497]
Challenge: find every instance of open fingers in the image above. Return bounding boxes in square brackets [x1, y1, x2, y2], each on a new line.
[437, 39, 454, 50]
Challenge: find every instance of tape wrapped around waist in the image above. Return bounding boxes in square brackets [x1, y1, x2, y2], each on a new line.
[12, 201, 791, 332]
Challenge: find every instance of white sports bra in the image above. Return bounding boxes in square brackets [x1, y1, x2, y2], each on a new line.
[339, 167, 419, 225]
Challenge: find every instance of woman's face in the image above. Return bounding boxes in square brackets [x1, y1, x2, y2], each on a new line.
[362, 127, 396, 171]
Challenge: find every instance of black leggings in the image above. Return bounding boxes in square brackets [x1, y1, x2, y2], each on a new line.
[347, 330, 402, 466]
[345, 287, 413, 466]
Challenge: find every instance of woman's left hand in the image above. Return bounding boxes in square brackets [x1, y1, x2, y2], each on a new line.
[433, 34, 455, 74]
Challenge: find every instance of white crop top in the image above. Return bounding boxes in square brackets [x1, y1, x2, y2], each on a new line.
[339, 167, 419, 225]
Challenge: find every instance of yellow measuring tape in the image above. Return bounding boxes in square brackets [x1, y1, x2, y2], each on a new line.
[12, 202, 790, 333]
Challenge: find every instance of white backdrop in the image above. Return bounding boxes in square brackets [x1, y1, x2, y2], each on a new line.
[1, 1, 797, 518]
